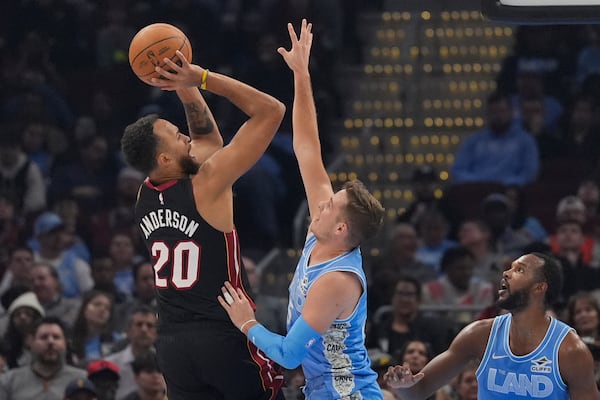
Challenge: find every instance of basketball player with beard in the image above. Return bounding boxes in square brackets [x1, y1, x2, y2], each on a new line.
[384, 252, 600, 400]
[121, 56, 286, 399]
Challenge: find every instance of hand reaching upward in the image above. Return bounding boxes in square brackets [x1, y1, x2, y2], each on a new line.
[277, 19, 313, 73]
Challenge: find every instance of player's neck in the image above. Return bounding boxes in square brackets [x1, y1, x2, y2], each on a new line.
[308, 241, 349, 266]
[509, 307, 551, 350]
[148, 170, 186, 184]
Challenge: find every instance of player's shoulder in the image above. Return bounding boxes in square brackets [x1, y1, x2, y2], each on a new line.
[559, 329, 592, 357]
[455, 318, 495, 345]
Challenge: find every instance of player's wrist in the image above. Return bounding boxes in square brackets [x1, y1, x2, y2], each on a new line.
[240, 319, 258, 335]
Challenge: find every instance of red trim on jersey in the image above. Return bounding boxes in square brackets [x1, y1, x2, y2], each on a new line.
[246, 340, 285, 399]
[144, 178, 178, 191]
[224, 230, 256, 310]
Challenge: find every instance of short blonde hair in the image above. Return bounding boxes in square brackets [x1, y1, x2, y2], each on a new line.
[341, 180, 385, 247]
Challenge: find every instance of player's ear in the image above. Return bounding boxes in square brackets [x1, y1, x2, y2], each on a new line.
[535, 281, 548, 295]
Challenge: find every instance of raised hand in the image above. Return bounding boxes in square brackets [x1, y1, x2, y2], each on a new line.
[277, 19, 313, 73]
[150, 50, 205, 90]
[383, 363, 425, 389]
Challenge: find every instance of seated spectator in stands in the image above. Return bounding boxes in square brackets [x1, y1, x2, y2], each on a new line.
[123, 351, 166, 400]
[53, 196, 91, 263]
[87, 360, 120, 400]
[519, 96, 564, 160]
[0, 247, 34, 302]
[577, 25, 600, 85]
[64, 377, 99, 400]
[369, 224, 436, 315]
[511, 67, 563, 131]
[243, 256, 287, 335]
[422, 247, 494, 325]
[458, 219, 505, 286]
[109, 233, 144, 298]
[0, 126, 46, 216]
[114, 261, 155, 333]
[367, 275, 454, 357]
[91, 257, 128, 306]
[0, 193, 23, 252]
[450, 362, 479, 400]
[578, 180, 600, 236]
[565, 292, 600, 388]
[397, 166, 443, 227]
[30, 262, 81, 330]
[451, 91, 539, 186]
[71, 291, 123, 366]
[2, 291, 45, 368]
[481, 193, 533, 259]
[550, 219, 600, 300]
[562, 95, 600, 173]
[504, 185, 548, 242]
[31, 212, 93, 298]
[0, 317, 86, 398]
[415, 210, 457, 275]
[106, 306, 157, 400]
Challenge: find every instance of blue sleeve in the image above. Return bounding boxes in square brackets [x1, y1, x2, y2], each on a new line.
[247, 316, 321, 369]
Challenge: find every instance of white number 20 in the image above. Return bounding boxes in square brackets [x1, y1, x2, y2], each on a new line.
[151, 241, 201, 289]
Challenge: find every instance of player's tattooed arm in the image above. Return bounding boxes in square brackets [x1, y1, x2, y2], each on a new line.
[183, 101, 215, 136]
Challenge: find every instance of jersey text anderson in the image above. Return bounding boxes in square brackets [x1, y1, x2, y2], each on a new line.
[139, 208, 200, 239]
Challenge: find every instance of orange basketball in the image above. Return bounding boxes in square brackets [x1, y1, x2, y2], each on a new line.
[128, 23, 192, 84]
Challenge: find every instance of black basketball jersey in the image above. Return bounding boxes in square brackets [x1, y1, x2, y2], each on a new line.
[135, 178, 254, 325]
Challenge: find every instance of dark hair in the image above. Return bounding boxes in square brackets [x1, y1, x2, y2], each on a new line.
[395, 340, 434, 369]
[341, 180, 385, 247]
[440, 246, 474, 273]
[132, 259, 152, 281]
[566, 292, 600, 336]
[394, 275, 422, 301]
[131, 350, 160, 375]
[130, 304, 156, 319]
[486, 91, 510, 107]
[32, 316, 67, 337]
[71, 290, 116, 361]
[531, 252, 563, 306]
[121, 114, 160, 175]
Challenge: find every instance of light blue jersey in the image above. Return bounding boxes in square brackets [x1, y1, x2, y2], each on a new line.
[477, 313, 572, 399]
[287, 234, 382, 400]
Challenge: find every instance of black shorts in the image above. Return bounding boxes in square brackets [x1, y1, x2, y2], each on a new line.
[156, 320, 285, 400]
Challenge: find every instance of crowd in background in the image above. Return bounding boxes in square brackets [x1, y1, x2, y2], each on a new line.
[2, 1, 600, 399]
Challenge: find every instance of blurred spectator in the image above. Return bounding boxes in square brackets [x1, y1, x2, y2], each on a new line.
[243, 256, 287, 335]
[368, 347, 394, 391]
[577, 25, 600, 85]
[421, 247, 494, 325]
[415, 210, 457, 275]
[367, 275, 453, 357]
[0, 247, 34, 301]
[562, 95, 600, 172]
[21, 122, 67, 180]
[458, 219, 505, 286]
[451, 92, 539, 186]
[550, 219, 600, 300]
[0, 126, 47, 215]
[109, 233, 144, 298]
[96, 5, 135, 69]
[106, 306, 157, 400]
[482, 193, 533, 259]
[0, 317, 86, 399]
[87, 360, 120, 400]
[511, 68, 563, 130]
[397, 166, 444, 227]
[556, 195, 588, 225]
[0, 193, 23, 252]
[123, 351, 166, 400]
[519, 96, 564, 160]
[31, 212, 93, 298]
[91, 257, 128, 306]
[49, 135, 119, 214]
[53, 196, 91, 263]
[64, 377, 99, 400]
[452, 362, 479, 400]
[71, 291, 123, 367]
[504, 185, 549, 242]
[30, 262, 81, 330]
[114, 261, 156, 333]
[578, 179, 600, 228]
[2, 291, 44, 368]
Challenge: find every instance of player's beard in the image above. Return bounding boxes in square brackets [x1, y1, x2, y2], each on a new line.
[496, 283, 533, 312]
[179, 154, 200, 175]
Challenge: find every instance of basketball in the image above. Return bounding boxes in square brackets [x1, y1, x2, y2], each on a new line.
[128, 23, 192, 84]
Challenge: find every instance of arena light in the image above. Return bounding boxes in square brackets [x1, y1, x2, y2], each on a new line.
[482, 0, 600, 23]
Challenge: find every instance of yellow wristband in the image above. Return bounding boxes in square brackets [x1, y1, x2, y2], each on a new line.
[200, 69, 209, 90]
